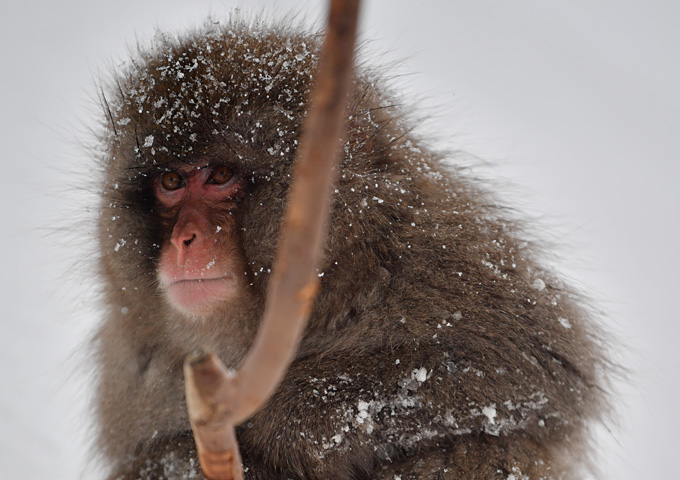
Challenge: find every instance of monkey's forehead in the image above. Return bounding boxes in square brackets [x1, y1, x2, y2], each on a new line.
[99, 20, 438, 192]
[102, 22, 321, 165]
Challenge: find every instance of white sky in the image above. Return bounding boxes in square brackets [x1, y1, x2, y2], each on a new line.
[1, 1, 678, 478]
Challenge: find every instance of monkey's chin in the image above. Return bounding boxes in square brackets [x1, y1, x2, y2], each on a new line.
[164, 277, 237, 317]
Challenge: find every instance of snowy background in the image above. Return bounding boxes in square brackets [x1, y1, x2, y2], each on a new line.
[1, 0, 678, 478]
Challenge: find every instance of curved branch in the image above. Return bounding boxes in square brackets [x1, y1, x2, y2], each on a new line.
[184, 1, 362, 478]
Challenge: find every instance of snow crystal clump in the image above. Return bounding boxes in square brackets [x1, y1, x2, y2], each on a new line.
[356, 400, 370, 424]
[558, 317, 572, 329]
[413, 367, 428, 383]
[482, 405, 497, 424]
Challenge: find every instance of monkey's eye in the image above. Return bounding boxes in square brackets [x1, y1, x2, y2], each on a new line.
[209, 166, 234, 185]
[160, 171, 183, 191]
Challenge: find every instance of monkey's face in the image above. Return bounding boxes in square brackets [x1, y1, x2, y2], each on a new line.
[155, 162, 249, 318]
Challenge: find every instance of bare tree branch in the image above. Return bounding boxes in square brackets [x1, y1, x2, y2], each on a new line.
[184, 351, 242, 480]
[184, 1, 362, 478]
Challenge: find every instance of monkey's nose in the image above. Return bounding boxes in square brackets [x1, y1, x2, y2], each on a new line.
[171, 229, 201, 266]
[183, 234, 196, 247]
[172, 231, 198, 250]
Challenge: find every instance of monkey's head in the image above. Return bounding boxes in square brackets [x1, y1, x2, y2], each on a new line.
[98, 24, 323, 326]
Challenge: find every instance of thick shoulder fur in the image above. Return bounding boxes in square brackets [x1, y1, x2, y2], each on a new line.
[94, 18, 610, 480]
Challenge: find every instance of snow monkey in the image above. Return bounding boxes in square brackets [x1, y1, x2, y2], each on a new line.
[93, 18, 610, 480]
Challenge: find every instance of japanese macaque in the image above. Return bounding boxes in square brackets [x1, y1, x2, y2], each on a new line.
[93, 18, 609, 480]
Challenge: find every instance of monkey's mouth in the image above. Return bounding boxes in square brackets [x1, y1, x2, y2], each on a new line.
[164, 275, 237, 315]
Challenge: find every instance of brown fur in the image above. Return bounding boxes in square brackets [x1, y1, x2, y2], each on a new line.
[94, 18, 609, 479]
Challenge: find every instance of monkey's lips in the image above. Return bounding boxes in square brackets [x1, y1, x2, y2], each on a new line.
[163, 275, 237, 315]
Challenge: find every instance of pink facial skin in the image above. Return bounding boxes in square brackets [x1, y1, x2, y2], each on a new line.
[155, 164, 246, 317]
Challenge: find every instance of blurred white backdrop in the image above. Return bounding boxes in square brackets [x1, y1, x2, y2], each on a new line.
[1, 0, 678, 478]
